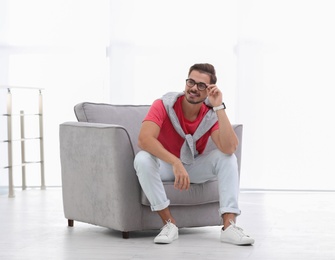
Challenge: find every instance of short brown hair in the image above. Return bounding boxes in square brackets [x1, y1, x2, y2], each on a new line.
[188, 63, 217, 84]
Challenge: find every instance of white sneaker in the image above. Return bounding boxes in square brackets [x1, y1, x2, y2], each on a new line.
[154, 220, 178, 244]
[220, 220, 254, 245]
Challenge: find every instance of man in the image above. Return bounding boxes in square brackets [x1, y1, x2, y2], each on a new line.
[133, 63, 254, 245]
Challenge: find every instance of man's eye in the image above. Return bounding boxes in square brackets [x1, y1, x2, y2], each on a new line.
[198, 83, 207, 89]
[188, 79, 195, 84]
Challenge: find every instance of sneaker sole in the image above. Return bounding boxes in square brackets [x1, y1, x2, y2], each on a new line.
[154, 235, 178, 244]
[220, 238, 254, 246]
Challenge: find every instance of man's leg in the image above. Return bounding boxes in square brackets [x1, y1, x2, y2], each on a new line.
[222, 213, 236, 229]
[185, 149, 241, 220]
[133, 151, 178, 244]
[185, 149, 254, 245]
[157, 208, 176, 225]
[133, 151, 171, 212]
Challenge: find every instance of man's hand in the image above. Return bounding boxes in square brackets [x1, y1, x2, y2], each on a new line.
[172, 160, 190, 191]
[207, 84, 223, 107]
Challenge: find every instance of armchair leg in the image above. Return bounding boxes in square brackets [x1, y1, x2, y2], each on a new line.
[68, 219, 74, 227]
[122, 231, 129, 239]
[67, 219, 129, 238]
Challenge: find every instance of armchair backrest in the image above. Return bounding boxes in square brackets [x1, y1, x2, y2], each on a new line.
[74, 102, 150, 154]
[74, 102, 243, 175]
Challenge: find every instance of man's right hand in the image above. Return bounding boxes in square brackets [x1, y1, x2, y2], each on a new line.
[172, 160, 190, 191]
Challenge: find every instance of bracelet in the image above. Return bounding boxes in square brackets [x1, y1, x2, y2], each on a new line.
[213, 103, 226, 111]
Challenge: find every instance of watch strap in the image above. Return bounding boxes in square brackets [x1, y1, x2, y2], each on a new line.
[213, 103, 226, 111]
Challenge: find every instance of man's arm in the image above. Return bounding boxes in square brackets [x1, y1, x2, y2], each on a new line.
[211, 109, 238, 155]
[207, 85, 239, 155]
[138, 121, 190, 190]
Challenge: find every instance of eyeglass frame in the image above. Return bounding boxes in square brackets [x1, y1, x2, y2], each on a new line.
[185, 78, 208, 91]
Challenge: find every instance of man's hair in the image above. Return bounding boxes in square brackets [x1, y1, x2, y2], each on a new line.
[188, 63, 217, 84]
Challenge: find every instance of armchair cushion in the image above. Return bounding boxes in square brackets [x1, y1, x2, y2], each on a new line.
[141, 180, 219, 206]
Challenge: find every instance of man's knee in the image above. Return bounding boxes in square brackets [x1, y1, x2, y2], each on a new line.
[134, 150, 159, 172]
[211, 149, 237, 164]
[210, 150, 239, 176]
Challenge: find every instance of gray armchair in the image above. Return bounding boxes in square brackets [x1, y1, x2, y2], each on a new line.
[59, 102, 243, 238]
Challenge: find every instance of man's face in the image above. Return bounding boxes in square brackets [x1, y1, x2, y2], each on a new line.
[184, 70, 210, 105]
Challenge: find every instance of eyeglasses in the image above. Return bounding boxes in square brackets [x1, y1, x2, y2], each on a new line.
[185, 78, 208, 91]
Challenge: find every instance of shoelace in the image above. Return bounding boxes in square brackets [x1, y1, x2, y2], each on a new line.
[158, 220, 173, 236]
[229, 220, 249, 237]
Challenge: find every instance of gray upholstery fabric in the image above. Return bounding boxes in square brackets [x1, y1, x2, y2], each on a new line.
[141, 180, 219, 206]
[60, 122, 142, 231]
[74, 102, 150, 155]
[60, 102, 243, 233]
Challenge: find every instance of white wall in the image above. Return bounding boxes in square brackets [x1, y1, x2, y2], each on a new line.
[1, 0, 334, 191]
[108, 0, 238, 111]
[0, 0, 110, 187]
[237, 0, 335, 190]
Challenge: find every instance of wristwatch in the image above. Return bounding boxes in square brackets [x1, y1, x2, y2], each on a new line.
[213, 103, 226, 111]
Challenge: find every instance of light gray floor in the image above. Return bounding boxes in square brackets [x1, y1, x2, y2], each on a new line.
[0, 188, 334, 260]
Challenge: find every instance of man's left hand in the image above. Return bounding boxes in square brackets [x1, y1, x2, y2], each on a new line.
[207, 84, 223, 107]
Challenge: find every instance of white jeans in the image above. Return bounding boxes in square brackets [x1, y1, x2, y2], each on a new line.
[133, 149, 241, 216]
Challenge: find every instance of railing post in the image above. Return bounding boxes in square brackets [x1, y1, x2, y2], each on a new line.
[20, 110, 26, 190]
[39, 89, 45, 190]
[7, 88, 14, 198]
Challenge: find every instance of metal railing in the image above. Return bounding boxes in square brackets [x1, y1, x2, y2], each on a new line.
[0, 86, 45, 197]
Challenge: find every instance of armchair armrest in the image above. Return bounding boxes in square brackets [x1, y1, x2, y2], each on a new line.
[59, 122, 142, 231]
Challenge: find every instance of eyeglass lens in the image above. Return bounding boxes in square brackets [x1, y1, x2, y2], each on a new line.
[186, 79, 207, 90]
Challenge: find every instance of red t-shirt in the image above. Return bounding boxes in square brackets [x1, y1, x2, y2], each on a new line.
[144, 96, 219, 158]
